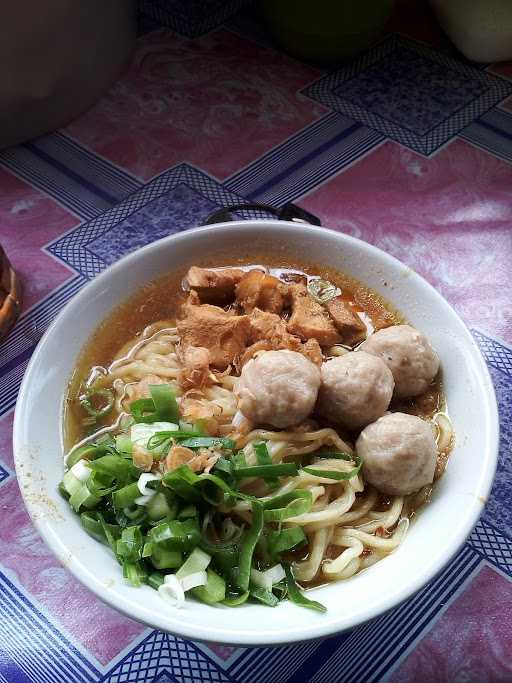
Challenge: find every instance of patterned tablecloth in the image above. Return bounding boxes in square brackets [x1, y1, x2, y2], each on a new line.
[1, 2, 511, 681]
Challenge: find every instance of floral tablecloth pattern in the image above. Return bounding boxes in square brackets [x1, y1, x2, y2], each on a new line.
[1, 2, 511, 681]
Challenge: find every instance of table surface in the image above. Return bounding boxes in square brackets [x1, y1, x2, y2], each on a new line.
[1, 2, 511, 682]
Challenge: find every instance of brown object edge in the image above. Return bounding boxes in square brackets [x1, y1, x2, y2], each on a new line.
[0, 246, 22, 341]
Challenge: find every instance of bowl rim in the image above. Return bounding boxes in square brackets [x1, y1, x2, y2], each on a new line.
[13, 220, 500, 646]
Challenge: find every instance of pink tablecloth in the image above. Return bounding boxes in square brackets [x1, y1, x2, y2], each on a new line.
[0, 3, 511, 681]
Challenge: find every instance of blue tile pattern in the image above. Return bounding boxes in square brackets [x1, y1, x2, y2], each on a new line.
[225, 113, 384, 205]
[138, 0, 251, 38]
[303, 35, 512, 155]
[0, 463, 10, 488]
[102, 631, 230, 683]
[0, 133, 142, 221]
[472, 333, 512, 540]
[0, 571, 100, 683]
[460, 106, 512, 164]
[469, 522, 512, 577]
[87, 184, 218, 265]
[46, 164, 247, 279]
[336, 46, 487, 136]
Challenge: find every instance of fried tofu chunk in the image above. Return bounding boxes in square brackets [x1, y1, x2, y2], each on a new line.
[177, 295, 251, 369]
[325, 297, 367, 346]
[236, 270, 284, 314]
[239, 308, 323, 367]
[186, 266, 244, 304]
[286, 284, 341, 347]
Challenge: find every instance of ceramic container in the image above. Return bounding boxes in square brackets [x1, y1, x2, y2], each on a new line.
[14, 221, 499, 645]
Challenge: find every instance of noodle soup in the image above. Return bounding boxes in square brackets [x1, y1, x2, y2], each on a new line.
[61, 261, 452, 611]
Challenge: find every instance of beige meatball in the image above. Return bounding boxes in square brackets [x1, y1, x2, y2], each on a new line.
[317, 352, 394, 430]
[236, 350, 321, 429]
[360, 324, 439, 398]
[356, 412, 437, 496]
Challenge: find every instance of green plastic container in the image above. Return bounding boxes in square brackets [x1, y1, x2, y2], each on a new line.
[262, 0, 395, 63]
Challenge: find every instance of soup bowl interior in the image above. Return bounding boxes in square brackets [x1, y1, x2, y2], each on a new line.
[13, 221, 498, 646]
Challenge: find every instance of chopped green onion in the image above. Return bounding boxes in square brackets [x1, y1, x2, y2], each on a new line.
[267, 527, 307, 555]
[80, 511, 105, 541]
[177, 437, 236, 450]
[80, 388, 114, 418]
[254, 442, 279, 488]
[112, 482, 142, 510]
[249, 583, 279, 607]
[222, 591, 249, 607]
[210, 546, 239, 579]
[88, 454, 139, 484]
[232, 451, 247, 468]
[115, 434, 133, 455]
[198, 473, 238, 506]
[148, 518, 200, 553]
[146, 429, 200, 450]
[233, 463, 298, 479]
[146, 492, 176, 522]
[116, 526, 143, 563]
[66, 444, 105, 468]
[151, 547, 183, 569]
[312, 451, 354, 460]
[130, 398, 158, 423]
[307, 278, 341, 305]
[86, 469, 117, 498]
[191, 569, 226, 605]
[96, 433, 117, 448]
[148, 572, 165, 590]
[302, 456, 362, 481]
[62, 469, 100, 512]
[283, 564, 326, 613]
[176, 547, 211, 580]
[254, 442, 272, 466]
[177, 504, 197, 520]
[122, 505, 147, 523]
[237, 501, 264, 592]
[96, 512, 121, 553]
[58, 482, 70, 500]
[130, 384, 179, 424]
[122, 560, 147, 587]
[162, 465, 202, 503]
[150, 384, 179, 423]
[250, 567, 272, 592]
[263, 490, 313, 522]
[212, 456, 234, 479]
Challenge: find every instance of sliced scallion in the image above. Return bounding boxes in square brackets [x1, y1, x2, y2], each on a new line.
[307, 278, 341, 305]
[283, 564, 326, 613]
[233, 463, 298, 479]
[80, 388, 114, 419]
[302, 456, 362, 481]
[191, 569, 226, 605]
[263, 490, 313, 522]
[249, 584, 279, 607]
[237, 501, 264, 592]
[149, 384, 179, 423]
[267, 527, 307, 555]
[177, 437, 235, 450]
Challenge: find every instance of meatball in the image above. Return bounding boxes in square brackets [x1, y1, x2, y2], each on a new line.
[360, 324, 439, 398]
[235, 350, 321, 429]
[356, 412, 437, 496]
[317, 352, 394, 430]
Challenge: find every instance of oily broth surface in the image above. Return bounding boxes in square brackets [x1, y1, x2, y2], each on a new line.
[65, 254, 443, 450]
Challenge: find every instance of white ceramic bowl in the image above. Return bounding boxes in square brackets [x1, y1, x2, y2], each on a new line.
[13, 221, 499, 646]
